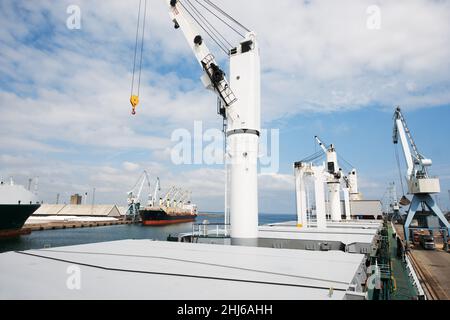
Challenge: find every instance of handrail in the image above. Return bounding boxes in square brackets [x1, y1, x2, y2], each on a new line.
[192, 222, 231, 239]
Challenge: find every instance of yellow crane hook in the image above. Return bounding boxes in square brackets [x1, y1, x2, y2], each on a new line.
[129, 0, 148, 116]
[130, 95, 139, 115]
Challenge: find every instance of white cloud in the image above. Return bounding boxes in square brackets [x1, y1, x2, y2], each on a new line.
[1, 0, 449, 212]
[122, 161, 140, 172]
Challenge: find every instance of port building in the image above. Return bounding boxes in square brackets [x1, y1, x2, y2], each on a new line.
[32, 204, 122, 218]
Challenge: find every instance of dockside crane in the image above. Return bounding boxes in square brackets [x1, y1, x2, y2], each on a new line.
[148, 177, 160, 207]
[393, 107, 450, 242]
[131, 0, 261, 244]
[126, 170, 152, 222]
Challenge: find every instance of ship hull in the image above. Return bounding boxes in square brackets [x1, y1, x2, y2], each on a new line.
[0, 204, 40, 238]
[140, 208, 197, 226]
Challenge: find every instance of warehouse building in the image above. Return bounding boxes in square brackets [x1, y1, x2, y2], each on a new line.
[33, 204, 121, 218]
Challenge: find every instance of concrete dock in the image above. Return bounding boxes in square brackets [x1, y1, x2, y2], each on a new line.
[25, 220, 134, 232]
[394, 223, 450, 300]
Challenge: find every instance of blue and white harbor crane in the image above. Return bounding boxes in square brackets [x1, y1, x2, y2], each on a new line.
[393, 107, 450, 243]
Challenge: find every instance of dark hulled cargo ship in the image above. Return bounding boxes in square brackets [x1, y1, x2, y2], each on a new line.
[140, 204, 197, 226]
[0, 179, 40, 238]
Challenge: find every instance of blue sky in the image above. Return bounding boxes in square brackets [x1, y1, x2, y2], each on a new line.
[0, 0, 449, 213]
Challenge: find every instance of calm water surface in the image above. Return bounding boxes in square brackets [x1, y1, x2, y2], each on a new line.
[0, 213, 295, 253]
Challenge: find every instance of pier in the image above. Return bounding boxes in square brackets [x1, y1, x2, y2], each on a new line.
[393, 223, 450, 300]
[25, 220, 135, 232]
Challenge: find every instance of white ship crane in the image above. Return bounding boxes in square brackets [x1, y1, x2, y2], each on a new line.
[294, 161, 327, 229]
[162, 186, 178, 207]
[346, 169, 361, 201]
[393, 107, 450, 242]
[161, 186, 192, 209]
[177, 190, 191, 208]
[131, 0, 261, 244]
[315, 136, 343, 221]
[169, 0, 260, 245]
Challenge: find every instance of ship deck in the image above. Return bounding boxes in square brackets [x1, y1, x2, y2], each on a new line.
[0, 239, 366, 300]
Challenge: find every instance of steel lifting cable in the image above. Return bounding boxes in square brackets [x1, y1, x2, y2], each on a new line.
[179, 0, 229, 54]
[138, 0, 148, 97]
[336, 153, 354, 172]
[194, 0, 246, 38]
[130, 171, 145, 192]
[187, 0, 234, 48]
[394, 144, 406, 196]
[204, 0, 250, 33]
[183, 0, 231, 51]
[130, 0, 142, 97]
[130, 0, 148, 115]
[300, 150, 326, 163]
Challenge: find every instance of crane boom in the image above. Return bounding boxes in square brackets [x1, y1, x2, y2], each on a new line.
[393, 108, 416, 178]
[393, 107, 436, 193]
[314, 136, 328, 153]
[152, 177, 160, 206]
[315, 136, 340, 178]
[165, 0, 237, 108]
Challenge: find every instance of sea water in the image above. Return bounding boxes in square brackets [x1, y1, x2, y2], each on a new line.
[0, 213, 295, 253]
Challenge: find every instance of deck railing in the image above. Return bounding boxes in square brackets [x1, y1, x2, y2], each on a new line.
[192, 222, 231, 239]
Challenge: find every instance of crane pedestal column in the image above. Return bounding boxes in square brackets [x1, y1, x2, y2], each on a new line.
[227, 33, 261, 245]
[328, 182, 342, 221]
[343, 187, 351, 220]
[313, 166, 327, 229]
[228, 133, 259, 246]
[294, 162, 308, 228]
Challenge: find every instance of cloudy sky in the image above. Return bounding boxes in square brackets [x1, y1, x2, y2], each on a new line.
[1, 0, 449, 213]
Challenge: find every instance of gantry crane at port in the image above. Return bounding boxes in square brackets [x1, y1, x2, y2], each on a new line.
[147, 177, 160, 207]
[126, 170, 152, 222]
[130, 0, 261, 243]
[393, 107, 450, 243]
